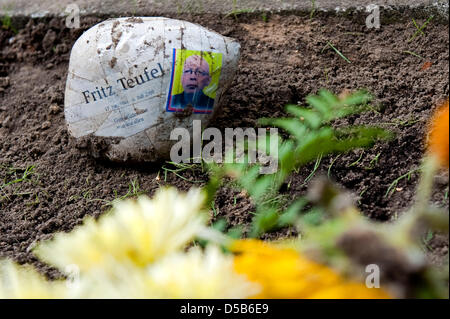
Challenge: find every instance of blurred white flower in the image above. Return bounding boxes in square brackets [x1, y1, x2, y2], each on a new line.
[0, 260, 66, 299]
[72, 245, 260, 299]
[146, 245, 260, 298]
[34, 187, 208, 273]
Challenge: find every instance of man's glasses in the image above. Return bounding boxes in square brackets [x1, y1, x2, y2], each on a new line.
[183, 69, 209, 76]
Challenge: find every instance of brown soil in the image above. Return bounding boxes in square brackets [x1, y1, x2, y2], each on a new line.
[0, 13, 448, 278]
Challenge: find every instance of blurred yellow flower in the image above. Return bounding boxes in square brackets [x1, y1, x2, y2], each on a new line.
[34, 187, 208, 273]
[427, 99, 449, 168]
[309, 282, 392, 299]
[231, 239, 392, 299]
[0, 260, 67, 299]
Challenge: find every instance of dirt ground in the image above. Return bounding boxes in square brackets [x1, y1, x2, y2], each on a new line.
[0, 13, 448, 278]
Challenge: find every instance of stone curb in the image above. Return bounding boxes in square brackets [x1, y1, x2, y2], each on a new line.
[0, 0, 448, 21]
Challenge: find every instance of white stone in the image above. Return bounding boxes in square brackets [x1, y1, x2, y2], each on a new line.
[64, 17, 240, 162]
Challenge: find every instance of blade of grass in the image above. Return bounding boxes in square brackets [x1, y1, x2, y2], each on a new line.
[322, 41, 351, 64]
[408, 16, 434, 42]
[403, 50, 423, 59]
[310, 0, 316, 19]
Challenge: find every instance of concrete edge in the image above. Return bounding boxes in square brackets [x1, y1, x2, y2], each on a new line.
[0, 1, 448, 25]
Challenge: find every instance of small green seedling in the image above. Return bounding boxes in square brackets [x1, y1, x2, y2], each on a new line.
[348, 151, 364, 168]
[162, 161, 204, 183]
[310, 0, 316, 19]
[408, 16, 434, 42]
[226, 0, 254, 20]
[1, 14, 17, 34]
[327, 154, 341, 178]
[385, 167, 421, 198]
[403, 50, 423, 59]
[322, 41, 351, 64]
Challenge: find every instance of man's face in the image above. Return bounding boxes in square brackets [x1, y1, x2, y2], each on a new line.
[181, 56, 211, 94]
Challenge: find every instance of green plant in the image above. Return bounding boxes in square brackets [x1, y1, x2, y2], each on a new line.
[205, 89, 392, 237]
[162, 161, 204, 183]
[322, 41, 351, 64]
[226, 0, 254, 20]
[87, 178, 146, 208]
[112, 178, 143, 201]
[0, 165, 35, 191]
[293, 174, 448, 299]
[323, 68, 330, 84]
[310, 0, 316, 19]
[348, 150, 364, 167]
[402, 50, 423, 59]
[365, 151, 381, 170]
[1, 165, 40, 204]
[302, 154, 322, 186]
[261, 13, 268, 22]
[380, 117, 420, 127]
[385, 167, 421, 198]
[421, 229, 434, 251]
[408, 16, 434, 42]
[327, 154, 341, 178]
[1, 14, 17, 34]
[343, 32, 365, 36]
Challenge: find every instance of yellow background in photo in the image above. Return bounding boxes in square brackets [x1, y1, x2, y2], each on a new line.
[172, 49, 223, 99]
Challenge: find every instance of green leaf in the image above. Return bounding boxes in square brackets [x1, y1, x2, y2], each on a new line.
[227, 226, 243, 239]
[237, 165, 261, 190]
[319, 89, 339, 108]
[299, 208, 324, 227]
[250, 175, 275, 202]
[278, 198, 308, 227]
[261, 118, 307, 141]
[251, 208, 279, 237]
[211, 218, 227, 232]
[340, 90, 372, 107]
[285, 105, 322, 129]
[204, 89, 392, 239]
[307, 95, 330, 115]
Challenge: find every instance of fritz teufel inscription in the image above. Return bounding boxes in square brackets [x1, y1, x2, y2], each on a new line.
[81, 63, 164, 104]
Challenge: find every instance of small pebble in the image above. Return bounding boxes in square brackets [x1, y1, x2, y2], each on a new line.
[0, 76, 10, 88]
[41, 121, 51, 130]
[2, 115, 12, 128]
[49, 104, 60, 114]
